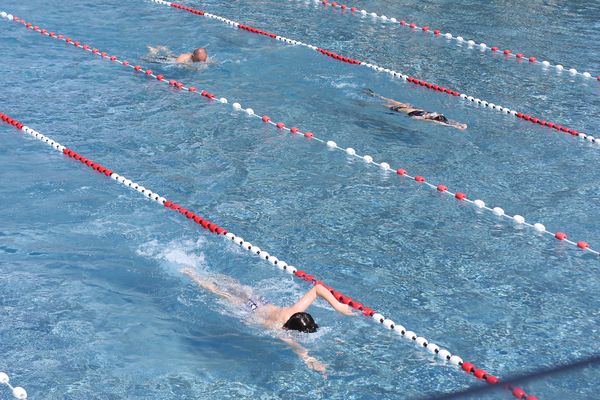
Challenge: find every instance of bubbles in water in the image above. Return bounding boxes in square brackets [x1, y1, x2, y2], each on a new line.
[137, 237, 208, 276]
[331, 79, 359, 89]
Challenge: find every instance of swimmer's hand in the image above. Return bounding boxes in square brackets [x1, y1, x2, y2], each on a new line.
[339, 304, 355, 316]
[313, 285, 356, 316]
[305, 355, 327, 376]
[447, 121, 467, 130]
[282, 337, 327, 377]
[428, 119, 468, 130]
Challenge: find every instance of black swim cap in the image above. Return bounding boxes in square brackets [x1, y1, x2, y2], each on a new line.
[283, 312, 318, 333]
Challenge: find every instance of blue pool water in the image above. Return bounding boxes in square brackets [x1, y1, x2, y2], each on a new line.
[1, 0, 599, 398]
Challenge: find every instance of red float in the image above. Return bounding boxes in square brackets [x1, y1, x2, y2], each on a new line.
[555, 232, 567, 240]
[461, 362, 475, 373]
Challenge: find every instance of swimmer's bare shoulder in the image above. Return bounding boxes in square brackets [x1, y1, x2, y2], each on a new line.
[176, 53, 193, 63]
[255, 304, 286, 329]
[177, 48, 208, 63]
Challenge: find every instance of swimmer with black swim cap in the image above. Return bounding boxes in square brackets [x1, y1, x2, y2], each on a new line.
[283, 312, 319, 333]
[180, 267, 353, 374]
[365, 88, 467, 130]
[147, 45, 208, 63]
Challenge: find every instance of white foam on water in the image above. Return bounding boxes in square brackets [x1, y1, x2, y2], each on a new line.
[137, 237, 208, 276]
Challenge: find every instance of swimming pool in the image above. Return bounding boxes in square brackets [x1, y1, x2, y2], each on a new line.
[1, 0, 599, 398]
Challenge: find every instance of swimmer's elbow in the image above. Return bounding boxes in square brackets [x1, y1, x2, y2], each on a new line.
[314, 285, 327, 298]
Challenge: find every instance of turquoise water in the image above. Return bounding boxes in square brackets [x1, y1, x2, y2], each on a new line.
[1, 0, 599, 398]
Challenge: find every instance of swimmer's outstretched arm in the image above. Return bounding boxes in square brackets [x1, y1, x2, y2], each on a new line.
[440, 119, 467, 130]
[180, 267, 243, 305]
[281, 337, 327, 375]
[418, 114, 467, 130]
[364, 88, 413, 110]
[286, 285, 354, 316]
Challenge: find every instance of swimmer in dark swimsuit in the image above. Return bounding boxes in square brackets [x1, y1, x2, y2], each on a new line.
[147, 45, 208, 63]
[366, 88, 467, 130]
[180, 267, 353, 374]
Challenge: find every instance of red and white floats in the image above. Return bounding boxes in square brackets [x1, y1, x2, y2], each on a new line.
[0, 110, 540, 399]
[314, 0, 599, 83]
[2, 11, 598, 262]
[142, 1, 597, 145]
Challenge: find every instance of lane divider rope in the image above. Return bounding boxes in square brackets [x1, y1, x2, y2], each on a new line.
[0, 372, 27, 399]
[312, 0, 600, 83]
[0, 110, 541, 400]
[2, 11, 598, 262]
[142, 1, 597, 145]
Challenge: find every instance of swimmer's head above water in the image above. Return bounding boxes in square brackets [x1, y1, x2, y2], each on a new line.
[147, 45, 209, 64]
[192, 47, 208, 62]
[180, 268, 353, 374]
[283, 312, 319, 333]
